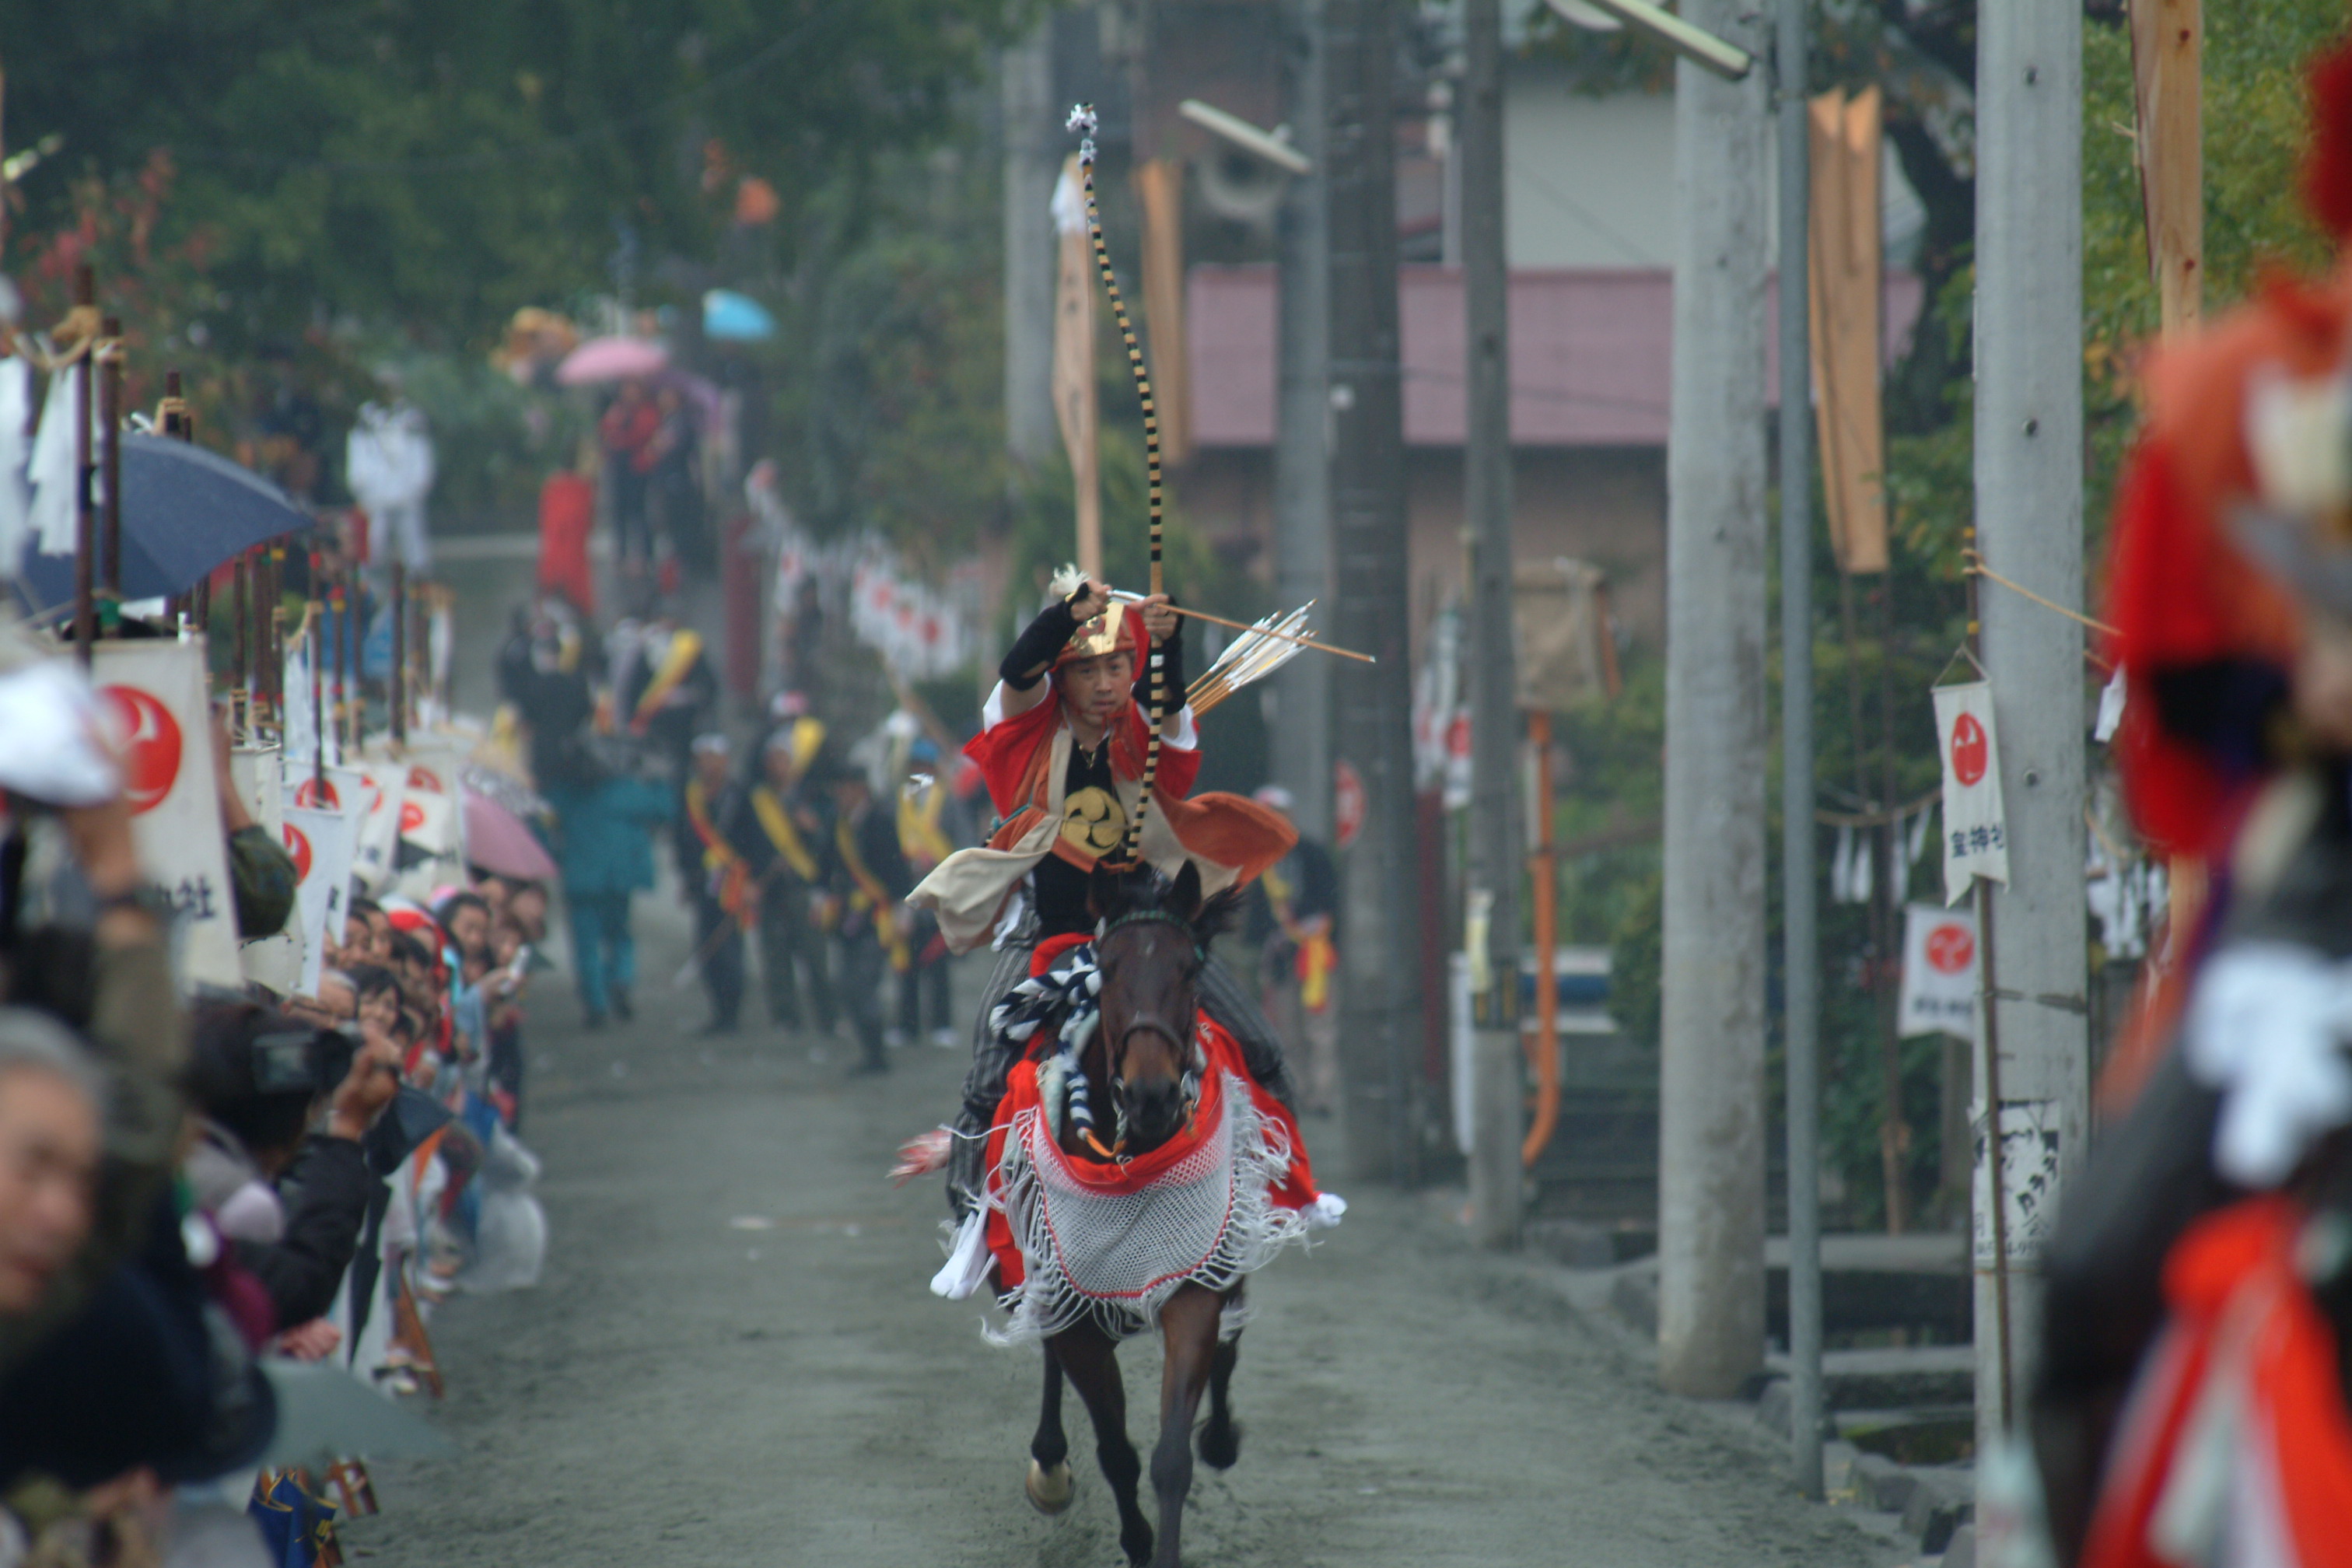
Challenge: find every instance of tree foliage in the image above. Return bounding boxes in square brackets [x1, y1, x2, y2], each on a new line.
[7, 0, 1034, 349]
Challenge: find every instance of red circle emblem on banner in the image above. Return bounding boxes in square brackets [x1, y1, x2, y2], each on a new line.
[1924, 922, 1975, 975]
[407, 765, 443, 793]
[1950, 712, 1988, 788]
[1334, 759, 1367, 849]
[400, 800, 425, 834]
[293, 778, 341, 810]
[282, 823, 313, 882]
[99, 685, 184, 816]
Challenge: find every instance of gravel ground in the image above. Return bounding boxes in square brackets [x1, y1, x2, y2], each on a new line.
[340, 897, 1902, 1568]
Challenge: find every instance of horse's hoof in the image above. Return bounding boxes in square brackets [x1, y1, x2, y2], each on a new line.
[1024, 1459, 1075, 1515]
[1199, 1417, 1243, 1470]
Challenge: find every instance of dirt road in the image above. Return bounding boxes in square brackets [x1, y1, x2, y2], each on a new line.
[344, 901, 1895, 1567]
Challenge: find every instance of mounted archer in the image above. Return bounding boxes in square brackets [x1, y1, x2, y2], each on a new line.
[897, 103, 1341, 1568]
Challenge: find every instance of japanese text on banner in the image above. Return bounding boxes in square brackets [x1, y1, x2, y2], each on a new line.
[92, 641, 241, 989]
[1932, 680, 2011, 905]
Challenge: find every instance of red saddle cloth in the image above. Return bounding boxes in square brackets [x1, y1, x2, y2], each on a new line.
[2082, 1193, 2352, 1568]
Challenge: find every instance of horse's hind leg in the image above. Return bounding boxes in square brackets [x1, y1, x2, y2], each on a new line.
[1197, 1293, 1243, 1470]
[1026, 1349, 1075, 1514]
[1150, 1285, 1226, 1568]
[1052, 1325, 1153, 1566]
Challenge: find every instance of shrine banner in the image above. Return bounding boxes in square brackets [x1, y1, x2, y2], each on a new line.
[1933, 681, 2011, 905]
[283, 805, 356, 999]
[1897, 903, 1979, 1040]
[91, 642, 240, 989]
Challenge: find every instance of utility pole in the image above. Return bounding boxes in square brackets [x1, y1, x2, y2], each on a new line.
[1272, 0, 1335, 844]
[1325, 0, 1423, 1184]
[1461, 0, 1522, 1248]
[1775, 0, 1824, 1500]
[1003, 21, 1058, 474]
[1971, 0, 2087, 1463]
[1657, 0, 1770, 1397]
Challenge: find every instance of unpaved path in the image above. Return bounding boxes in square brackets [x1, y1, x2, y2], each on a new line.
[343, 901, 1894, 1567]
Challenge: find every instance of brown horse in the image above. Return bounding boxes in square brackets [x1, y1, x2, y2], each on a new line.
[1020, 861, 1248, 1568]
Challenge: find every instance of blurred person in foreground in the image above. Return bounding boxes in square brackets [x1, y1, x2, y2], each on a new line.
[0, 666, 184, 1377]
[2032, 41, 2352, 1566]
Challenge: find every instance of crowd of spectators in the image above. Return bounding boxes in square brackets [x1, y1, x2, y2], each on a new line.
[0, 647, 552, 1567]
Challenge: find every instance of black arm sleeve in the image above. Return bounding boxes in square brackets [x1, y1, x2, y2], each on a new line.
[1135, 614, 1186, 714]
[1000, 596, 1083, 691]
[234, 1135, 377, 1327]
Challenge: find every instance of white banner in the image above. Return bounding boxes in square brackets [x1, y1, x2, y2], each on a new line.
[229, 745, 303, 992]
[91, 642, 240, 989]
[397, 750, 464, 859]
[1933, 680, 2011, 905]
[283, 805, 356, 999]
[1897, 902, 1978, 1039]
[351, 761, 405, 891]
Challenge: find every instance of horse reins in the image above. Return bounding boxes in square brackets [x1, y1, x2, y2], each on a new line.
[1090, 907, 1207, 1154]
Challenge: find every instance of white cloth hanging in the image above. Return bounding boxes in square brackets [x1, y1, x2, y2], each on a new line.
[0, 357, 33, 578]
[26, 362, 82, 557]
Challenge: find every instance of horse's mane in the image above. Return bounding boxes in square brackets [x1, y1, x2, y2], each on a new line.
[1090, 860, 1244, 950]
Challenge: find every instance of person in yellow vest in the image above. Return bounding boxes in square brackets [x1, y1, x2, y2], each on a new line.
[815, 757, 915, 1076]
[681, 733, 749, 1035]
[894, 736, 959, 1047]
[1243, 785, 1340, 1117]
[724, 719, 837, 1035]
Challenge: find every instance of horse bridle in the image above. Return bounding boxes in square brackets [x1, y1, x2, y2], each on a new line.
[1093, 908, 1206, 1147]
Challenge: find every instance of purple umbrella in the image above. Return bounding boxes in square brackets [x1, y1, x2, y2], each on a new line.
[461, 786, 559, 882]
[555, 336, 669, 386]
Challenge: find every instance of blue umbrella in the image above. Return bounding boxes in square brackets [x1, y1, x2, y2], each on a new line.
[702, 288, 776, 342]
[13, 432, 313, 611]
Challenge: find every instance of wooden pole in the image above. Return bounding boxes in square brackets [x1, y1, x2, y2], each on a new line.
[335, 572, 353, 751]
[309, 556, 326, 791]
[1522, 709, 1560, 1166]
[70, 267, 94, 667]
[98, 316, 123, 621]
[232, 549, 250, 733]
[390, 560, 408, 745]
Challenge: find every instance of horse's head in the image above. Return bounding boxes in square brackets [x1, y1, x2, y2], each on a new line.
[1088, 860, 1241, 1153]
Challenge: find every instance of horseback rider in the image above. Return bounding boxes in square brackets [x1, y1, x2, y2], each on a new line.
[908, 571, 1300, 1218]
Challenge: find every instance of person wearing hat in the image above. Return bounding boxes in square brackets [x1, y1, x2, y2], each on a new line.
[681, 733, 748, 1035]
[1244, 784, 1340, 1117]
[896, 736, 959, 1047]
[814, 756, 915, 1076]
[725, 717, 838, 1035]
[909, 572, 1300, 1216]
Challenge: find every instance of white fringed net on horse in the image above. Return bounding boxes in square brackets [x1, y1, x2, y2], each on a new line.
[928, 933, 1342, 1344]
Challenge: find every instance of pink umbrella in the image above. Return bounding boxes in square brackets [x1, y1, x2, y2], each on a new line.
[461, 787, 559, 883]
[555, 335, 670, 386]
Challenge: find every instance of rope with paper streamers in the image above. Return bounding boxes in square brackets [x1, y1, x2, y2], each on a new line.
[1068, 103, 1170, 866]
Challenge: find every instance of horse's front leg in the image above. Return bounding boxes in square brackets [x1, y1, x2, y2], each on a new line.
[1149, 1285, 1227, 1568]
[1198, 1282, 1244, 1470]
[1026, 1347, 1075, 1514]
[1052, 1324, 1154, 1566]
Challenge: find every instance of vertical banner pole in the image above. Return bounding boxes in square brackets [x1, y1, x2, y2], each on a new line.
[70, 268, 95, 668]
[391, 560, 408, 746]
